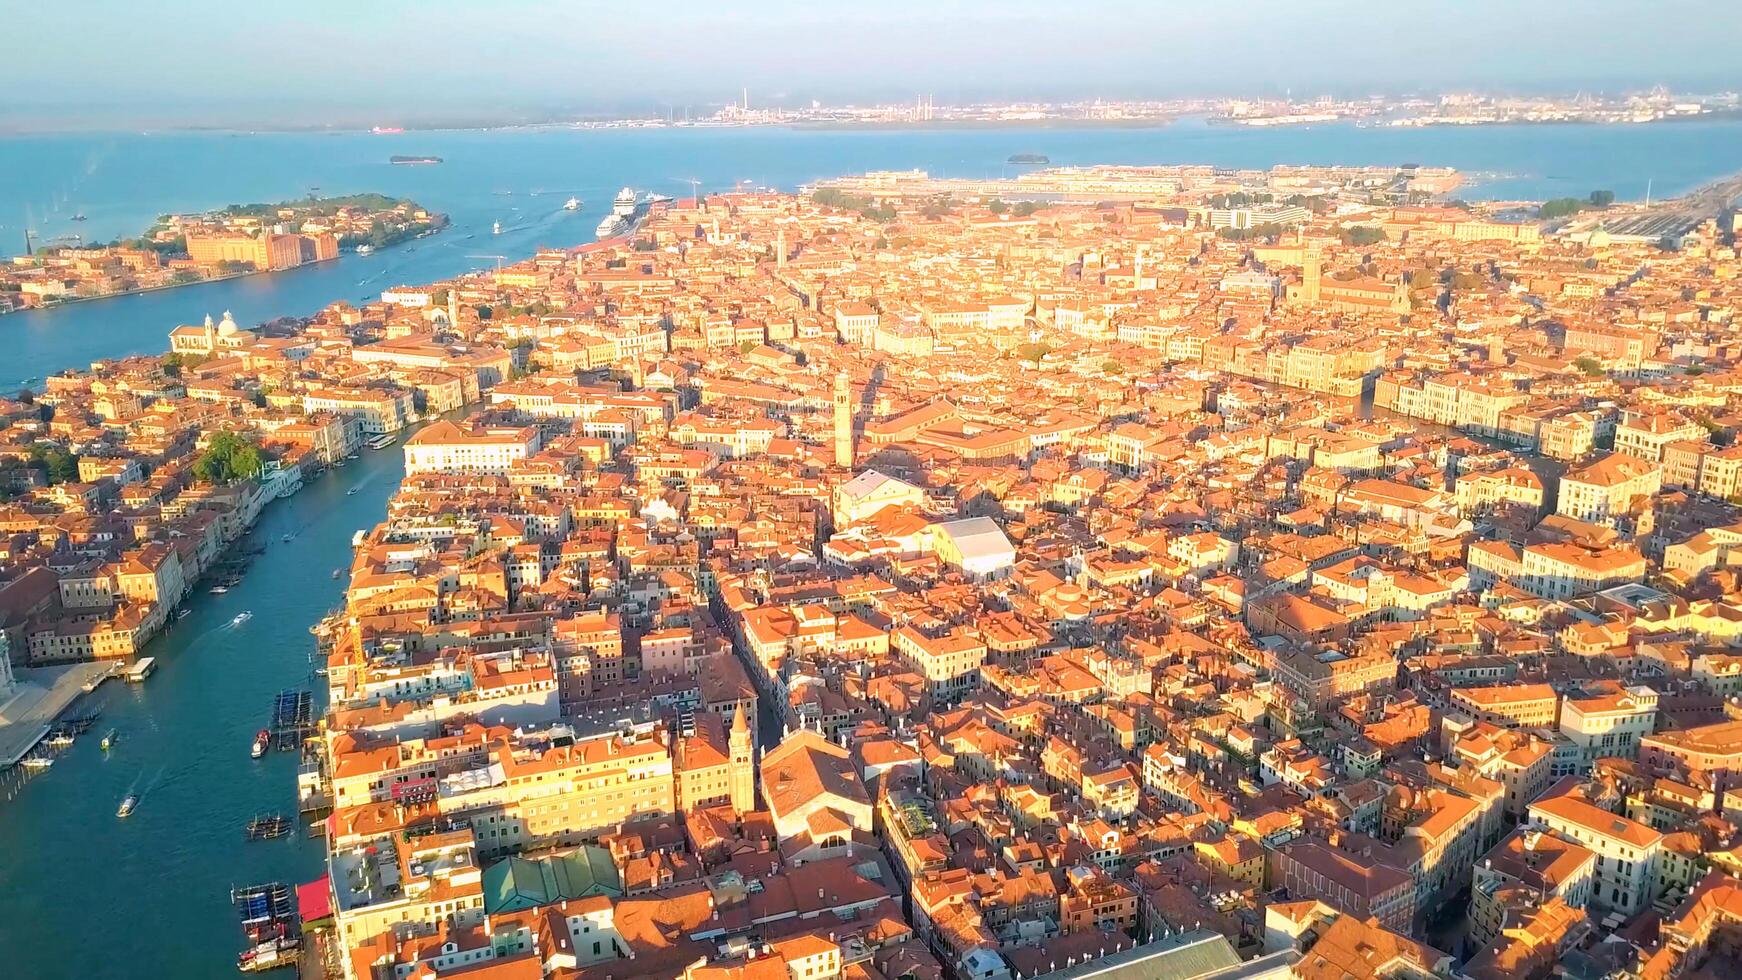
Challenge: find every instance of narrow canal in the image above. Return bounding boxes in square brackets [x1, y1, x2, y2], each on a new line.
[0, 444, 404, 978]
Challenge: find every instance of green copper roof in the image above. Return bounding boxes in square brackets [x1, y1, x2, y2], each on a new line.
[482, 847, 622, 914]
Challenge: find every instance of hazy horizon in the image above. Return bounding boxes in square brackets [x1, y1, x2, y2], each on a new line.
[7, 0, 1741, 131]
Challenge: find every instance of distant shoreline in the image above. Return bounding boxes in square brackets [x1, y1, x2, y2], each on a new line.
[8, 112, 1742, 139]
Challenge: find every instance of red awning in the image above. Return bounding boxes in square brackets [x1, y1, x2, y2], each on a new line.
[297, 876, 332, 923]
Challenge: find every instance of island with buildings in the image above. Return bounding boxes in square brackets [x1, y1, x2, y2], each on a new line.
[8, 160, 1742, 979]
[0, 194, 445, 315]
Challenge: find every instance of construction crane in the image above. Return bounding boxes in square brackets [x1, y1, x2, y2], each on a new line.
[670, 177, 703, 205]
[465, 254, 508, 271]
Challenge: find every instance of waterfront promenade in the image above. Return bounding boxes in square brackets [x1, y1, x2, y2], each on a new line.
[0, 663, 114, 766]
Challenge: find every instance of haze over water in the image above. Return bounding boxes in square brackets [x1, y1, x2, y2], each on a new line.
[2, 117, 1742, 978]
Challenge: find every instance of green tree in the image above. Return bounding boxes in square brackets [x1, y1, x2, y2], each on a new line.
[193, 431, 264, 484]
[1102, 359, 1124, 375]
[29, 444, 79, 485]
[1016, 342, 1052, 366]
[1588, 189, 1615, 208]
[1217, 223, 1285, 242]
[1538, 198, 1587, 219]
[1013, 201, 1040, 217]
[1573, 356, 1605, 377]
[1339, 226, 1386, 246]
[987, 199, 1008, 214]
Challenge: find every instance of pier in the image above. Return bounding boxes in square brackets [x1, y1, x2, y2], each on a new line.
[269, 690, 316, 751]
[0, 663, 117, 768]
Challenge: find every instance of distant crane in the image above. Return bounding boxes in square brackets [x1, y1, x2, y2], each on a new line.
[670, 177, 703, 204]
[465, 254, 508, 271]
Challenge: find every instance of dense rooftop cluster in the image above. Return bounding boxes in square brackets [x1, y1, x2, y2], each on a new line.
[11, 163, 1742, 980]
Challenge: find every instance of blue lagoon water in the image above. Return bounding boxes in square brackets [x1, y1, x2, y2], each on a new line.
[0, 119, 1740, 977]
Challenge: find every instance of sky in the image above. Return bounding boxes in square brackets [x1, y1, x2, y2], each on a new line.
[6, 0, 1740, 129]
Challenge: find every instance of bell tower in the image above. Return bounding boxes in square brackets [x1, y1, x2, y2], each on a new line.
[833, 370, 854, 469]
[729, 703, 755, 813]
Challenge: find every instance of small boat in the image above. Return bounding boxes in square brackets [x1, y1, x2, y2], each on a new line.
[331, 568, 343, 579]
[335, 458, 347, 468]
[117, 793, 138, 818]
[72, 213, 87, 222]
[281, 533, 293, 543]
[176, 608, 191, 621]
[246, 813, 291, 840]
[564, 197, 581, 211]
[100, 729, 117, 751]
[20, 756, 53, 770]
[251, 728, 271, 759]
[232, 611, 252, 626]
[346, 487, 358, 495]
[45, 730, 75, 748]
[210, 585, 229, 595]
[492, 220, 502, 235]
[355, 244, 374, 256]
[347, 453, 359, 460]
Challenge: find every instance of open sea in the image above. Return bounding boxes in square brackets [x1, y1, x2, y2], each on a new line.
[0, 118, 1740, 978]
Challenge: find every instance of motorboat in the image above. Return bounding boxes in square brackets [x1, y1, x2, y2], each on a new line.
[100, 729, 117, 752]
[238, 936, 300, 973]
[251, 728, 271, 759]
[209, 585, 229, 595]
[117, 793, 139, 818]
[20, 756, 53, 770]
[492, 220, 502, 235]
[564, 197, 581, 210]
[355, 244, 374, 255]
[232, 611, 253, 626]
